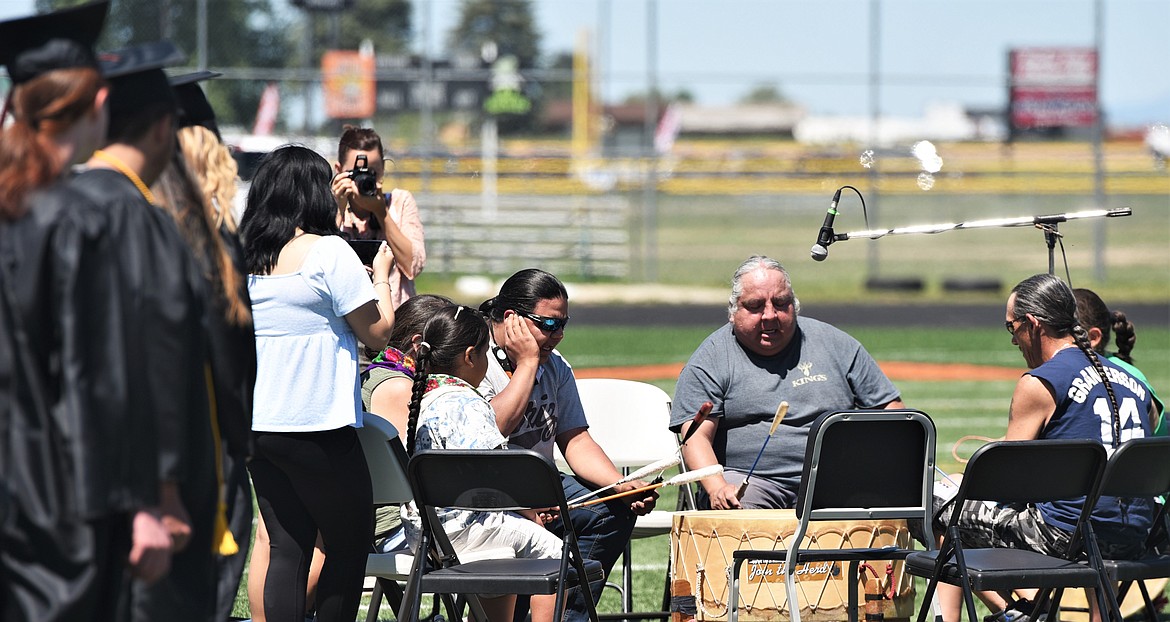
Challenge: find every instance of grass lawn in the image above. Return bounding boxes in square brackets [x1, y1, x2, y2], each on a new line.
[233, 323, 1170, 620]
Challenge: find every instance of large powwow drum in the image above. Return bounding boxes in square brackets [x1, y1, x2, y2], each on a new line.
[671, 510, 916, 622]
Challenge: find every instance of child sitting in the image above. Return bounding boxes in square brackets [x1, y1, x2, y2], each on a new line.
[404, 304, 565, 622]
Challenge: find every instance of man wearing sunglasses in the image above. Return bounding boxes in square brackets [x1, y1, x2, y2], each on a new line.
[478, 268, 657, 622]
[668, 255, 904, 511]
[925, 273, 1155, 622]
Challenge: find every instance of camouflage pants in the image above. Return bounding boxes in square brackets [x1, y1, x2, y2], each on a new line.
[949, 500, 1072, 556]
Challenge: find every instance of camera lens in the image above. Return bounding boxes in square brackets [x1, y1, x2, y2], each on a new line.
[356, 173, 377, 196]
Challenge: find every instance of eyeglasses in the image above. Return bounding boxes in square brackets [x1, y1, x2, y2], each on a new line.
[1004, 318, 1024, 334]
[523, 312, 570, 333]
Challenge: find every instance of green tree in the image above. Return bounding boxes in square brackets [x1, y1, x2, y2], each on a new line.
[41, 0, 294, 129]
[542, 51, 574, 102]
[448, 0, 542, 69]
[739, 83, 789, 105]
[311, 0, 412, 56]
[448, 0, 543, 134]
[622, 88, 694, 105]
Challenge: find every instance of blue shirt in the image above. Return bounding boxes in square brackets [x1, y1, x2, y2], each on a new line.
[1029, 346, 1155, 544]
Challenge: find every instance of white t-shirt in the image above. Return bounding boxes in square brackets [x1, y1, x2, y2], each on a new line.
[249, 235, 375, 432]
[478, 341, 589, 461]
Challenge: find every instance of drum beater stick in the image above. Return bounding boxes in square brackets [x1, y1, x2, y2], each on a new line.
[566, 454, 681, 506]
[679, 401, 713, 446]
[735, 401, 788, 501]
[570, 465, 724, 509]
[568, 402, 712, 507]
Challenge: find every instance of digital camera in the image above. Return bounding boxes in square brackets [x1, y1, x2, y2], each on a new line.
[349, 154, 379, 197]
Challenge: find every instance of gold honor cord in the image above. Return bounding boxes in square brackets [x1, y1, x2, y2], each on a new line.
[91, 150, 157, 205]
[206, 364, 238, 555]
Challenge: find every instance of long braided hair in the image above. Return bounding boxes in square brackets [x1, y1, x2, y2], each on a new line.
[1012, 274, 1122, 447]
[1111, 310, 1137, 365]
[1074, 287, 1141, 367]
[405, 305, 490, 457]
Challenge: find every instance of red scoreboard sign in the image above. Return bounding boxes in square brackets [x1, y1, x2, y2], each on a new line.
[1009, 47, 1098, 129]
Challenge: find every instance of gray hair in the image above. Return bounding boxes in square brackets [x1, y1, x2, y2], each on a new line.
[727, 255, 800, 320]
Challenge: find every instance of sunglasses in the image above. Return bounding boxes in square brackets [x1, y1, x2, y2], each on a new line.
[523, 312, 570, 333]
[1004, 318, 1024, 334]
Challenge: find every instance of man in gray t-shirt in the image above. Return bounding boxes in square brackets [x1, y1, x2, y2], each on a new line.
[669, 256, 903, 510]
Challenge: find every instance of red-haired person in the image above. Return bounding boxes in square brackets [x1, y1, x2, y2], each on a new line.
[0, 4, 172, 620]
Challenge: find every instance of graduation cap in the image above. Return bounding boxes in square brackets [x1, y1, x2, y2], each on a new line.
[169, 70, 223, 140]
[99, 41, 187, 120]
[0, 1, 109, 85]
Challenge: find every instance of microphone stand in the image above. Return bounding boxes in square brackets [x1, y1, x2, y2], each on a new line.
[825, 207, 1131, 276]
[1043, 224, 1059, 276]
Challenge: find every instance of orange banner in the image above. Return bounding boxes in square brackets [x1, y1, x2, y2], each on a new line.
[322, 50, 375, 119]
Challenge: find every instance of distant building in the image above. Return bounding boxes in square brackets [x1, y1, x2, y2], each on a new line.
[539, 100, 805, 154]
[793, 102, 991, 145]
[674, 103, 805, 136]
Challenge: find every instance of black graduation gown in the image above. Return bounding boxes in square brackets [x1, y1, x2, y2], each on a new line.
[68, 168, 213, 498]
[206, 226, 257, 621]
[208, 227, 256, 462]
[0, 183, 158, 621]
[68, 169, 220, 621]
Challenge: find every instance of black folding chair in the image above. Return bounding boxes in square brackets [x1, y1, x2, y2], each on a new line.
[905, 439, 1115, 622]
[400, 449, 605, 622]
[356, 413, 465, 622]
[727, 409, 938, 622]
[1090, 436, 1170, 622]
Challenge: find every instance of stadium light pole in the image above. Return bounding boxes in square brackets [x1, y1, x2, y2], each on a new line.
[1091, 0, 1106, 281]
[866, 0, 882, 284]
[642, 0, 659, 282]
[420, 0, 433, 195]
[197, 0, 207, 70]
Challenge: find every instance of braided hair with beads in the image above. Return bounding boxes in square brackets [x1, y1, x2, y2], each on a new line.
[1013, 275, 1122, 448]
[404, 305, 490, 457]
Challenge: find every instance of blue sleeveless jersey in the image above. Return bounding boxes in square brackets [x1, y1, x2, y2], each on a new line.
[1029, 347, 1155, 544]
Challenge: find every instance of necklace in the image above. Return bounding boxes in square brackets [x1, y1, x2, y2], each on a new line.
[91, 150, 156, 204]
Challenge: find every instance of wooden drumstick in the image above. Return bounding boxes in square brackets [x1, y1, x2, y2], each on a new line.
[570, 465, 724, 509]
[736, 401, 788, 501]
[679, 401, 714, 446]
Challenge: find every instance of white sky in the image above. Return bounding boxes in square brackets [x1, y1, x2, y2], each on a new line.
[4, 0, 1168, 125]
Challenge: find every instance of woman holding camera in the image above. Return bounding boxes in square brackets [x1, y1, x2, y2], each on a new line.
[240, 144, 394, 622]
[332, 125, 426, 309]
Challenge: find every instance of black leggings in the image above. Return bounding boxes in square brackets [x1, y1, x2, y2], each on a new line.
[249, 426, 373, 622]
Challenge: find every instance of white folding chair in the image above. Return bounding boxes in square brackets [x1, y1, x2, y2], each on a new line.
[560, 378, 689, 619]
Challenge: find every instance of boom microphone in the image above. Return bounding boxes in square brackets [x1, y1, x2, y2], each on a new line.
[810, 187, 843, 261]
